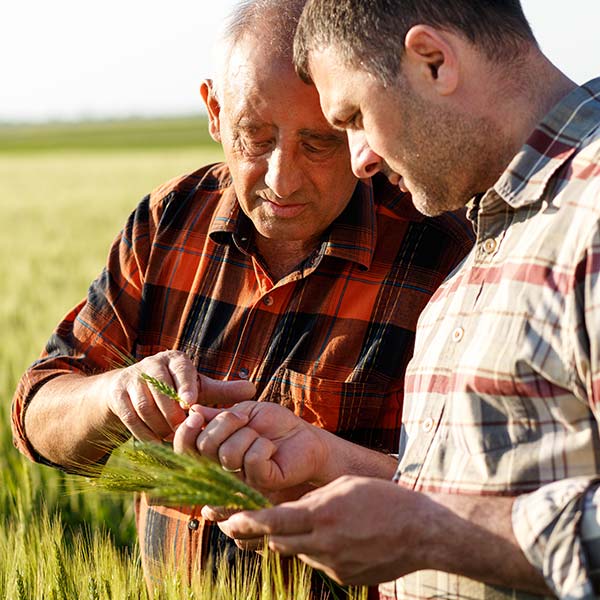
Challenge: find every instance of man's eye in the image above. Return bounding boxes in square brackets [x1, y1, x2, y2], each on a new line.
[242, 139, 273, 155]
[303, 143, 325, 154]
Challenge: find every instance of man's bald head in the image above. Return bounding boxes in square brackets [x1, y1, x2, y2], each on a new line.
[214, 0, 307, 101]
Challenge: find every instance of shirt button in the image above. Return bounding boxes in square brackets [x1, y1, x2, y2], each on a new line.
[188, 518, 200, 531]
[452, 327, 464, 343]
[422, 417, 435, 433]
[483, 238, 497, 254]
[238, 367, 249, 379]
[263, 295, 274, 307]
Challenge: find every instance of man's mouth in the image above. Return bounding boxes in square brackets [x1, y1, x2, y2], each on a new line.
[262, 198, 307, 218]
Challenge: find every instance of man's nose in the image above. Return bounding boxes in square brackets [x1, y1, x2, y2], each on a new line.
[264, 147, 303, 198]
[348, 130, 383, 179]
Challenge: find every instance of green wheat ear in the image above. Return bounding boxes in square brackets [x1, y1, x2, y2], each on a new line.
[139, 372, 191, 410]
[83, 439, 271, 511]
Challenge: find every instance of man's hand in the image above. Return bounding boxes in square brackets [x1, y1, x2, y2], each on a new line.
[106, 350, 256, 442]
[223, 477, 552, 594]
[173, 401, 330, 491]
[172, 402, 398, 558]
[223, 475, 424, 585]
[200, 482, 318, 551]
[200, 505, 264, 551]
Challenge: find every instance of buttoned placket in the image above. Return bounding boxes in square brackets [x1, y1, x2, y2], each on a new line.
[227, 251, 319, 385]
[398, 197, 509, 487]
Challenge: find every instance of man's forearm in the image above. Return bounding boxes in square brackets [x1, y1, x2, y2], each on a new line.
[315, 428, 398, 485]
[23, 372, 123, 469]
[226, 478, 553, 592]
[423, 492, 552, 594]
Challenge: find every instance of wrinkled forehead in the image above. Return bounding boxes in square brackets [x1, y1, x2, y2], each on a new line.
[223, 35, 295, 94]
[219, 44, 342, 135]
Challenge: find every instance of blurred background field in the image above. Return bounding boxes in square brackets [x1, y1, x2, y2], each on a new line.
[0, 118, 222, 475]
[0, 117, 226, 597]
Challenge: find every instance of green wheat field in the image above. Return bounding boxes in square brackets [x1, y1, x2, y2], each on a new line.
[0, 118, 366, 599]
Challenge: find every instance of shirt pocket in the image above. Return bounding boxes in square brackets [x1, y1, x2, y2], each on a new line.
[260, 367, 389, 448]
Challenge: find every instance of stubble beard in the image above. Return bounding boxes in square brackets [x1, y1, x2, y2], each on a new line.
[394, 85, 508, 217]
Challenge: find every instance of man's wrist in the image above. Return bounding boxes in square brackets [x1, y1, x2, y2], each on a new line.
[310, 427, 397, 486]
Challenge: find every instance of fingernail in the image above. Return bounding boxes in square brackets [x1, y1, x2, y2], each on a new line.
[180, 392, 194, 406]
[185, 412, 204, 429]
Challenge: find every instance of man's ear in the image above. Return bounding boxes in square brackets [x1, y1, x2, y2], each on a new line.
[403, 25, 459, 96]
[200, 79, 222, 143]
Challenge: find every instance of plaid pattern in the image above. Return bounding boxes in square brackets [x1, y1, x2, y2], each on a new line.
[390, 78, 600, 599]
[11, 164, 473, 579]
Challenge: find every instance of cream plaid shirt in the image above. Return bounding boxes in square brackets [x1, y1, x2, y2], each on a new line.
[385, 78, 600, 599]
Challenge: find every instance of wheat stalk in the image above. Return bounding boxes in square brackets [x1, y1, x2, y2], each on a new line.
[83, 439, 270, 510]
[139, 372, 192, 410]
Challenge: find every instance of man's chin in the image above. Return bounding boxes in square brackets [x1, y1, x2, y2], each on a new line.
[410, 192, 455, 217]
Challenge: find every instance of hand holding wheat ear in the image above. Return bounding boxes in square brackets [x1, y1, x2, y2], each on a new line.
[101, 347, 256, 444]
[173, 401, 330, 493]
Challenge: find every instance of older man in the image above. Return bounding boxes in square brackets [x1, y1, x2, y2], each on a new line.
[220, 0, 600, 598]
[11, 0, 472, 586]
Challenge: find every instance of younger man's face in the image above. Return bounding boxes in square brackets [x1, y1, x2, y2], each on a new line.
[308, 45, 485, 217]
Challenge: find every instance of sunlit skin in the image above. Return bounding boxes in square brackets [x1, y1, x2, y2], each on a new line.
[306, 28, 547, 217]
[202, 36, 357, 277]
[308, 48, 479, 216]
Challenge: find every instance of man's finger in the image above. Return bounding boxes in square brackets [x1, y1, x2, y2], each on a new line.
[172, 410, 206, 455]
[243, 436, 280, 489]
[201, 505, 238, 522]
[218, 427, 260, 472]
[128, 378, 172, 439]
[269, 535, 319, 558]
[111, 388, 160, 443]
[166, 351, 200, 408]
[195, 411, 249, 460]
[189, 405, 223, 422]
[199, 376, 256, 407]
[234, 536, 264, 551]
[226, 505, 314, 539]
[143, 362, 186, 427]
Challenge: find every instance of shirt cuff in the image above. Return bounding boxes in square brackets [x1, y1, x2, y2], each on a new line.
[512, 477, 599, 598]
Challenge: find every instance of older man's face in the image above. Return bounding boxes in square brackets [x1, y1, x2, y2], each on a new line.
[213, 38, 357, 243]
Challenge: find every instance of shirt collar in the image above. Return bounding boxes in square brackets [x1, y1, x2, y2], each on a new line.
[321, 178, 376, 270]
[208, 174, 381, 271]
[493, 77, 600, 209]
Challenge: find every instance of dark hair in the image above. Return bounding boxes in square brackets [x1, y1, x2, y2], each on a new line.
[294, 0, 536, 85]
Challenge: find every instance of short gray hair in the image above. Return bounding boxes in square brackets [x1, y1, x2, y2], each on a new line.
[213, 0, 307, 100]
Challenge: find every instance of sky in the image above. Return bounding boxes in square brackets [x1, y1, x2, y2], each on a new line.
[1, 1, 599, 123]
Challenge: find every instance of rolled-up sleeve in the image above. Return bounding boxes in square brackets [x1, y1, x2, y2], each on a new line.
[513, 477, 600, 598]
